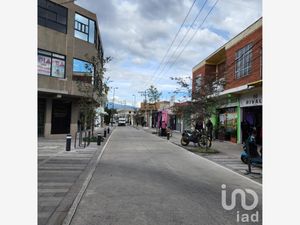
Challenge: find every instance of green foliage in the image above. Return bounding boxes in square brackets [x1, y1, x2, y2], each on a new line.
[104, 107, 117, 125]
[83, 135, 104, 142]
[170, 75, 226, 127]
[146, 85, 162, 103]
[76, 53, 111, 130]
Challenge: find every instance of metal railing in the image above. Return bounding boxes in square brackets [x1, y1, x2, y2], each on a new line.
[74, 129, 91, 149]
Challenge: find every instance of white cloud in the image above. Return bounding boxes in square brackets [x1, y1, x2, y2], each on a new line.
[76, 0, 262, 106]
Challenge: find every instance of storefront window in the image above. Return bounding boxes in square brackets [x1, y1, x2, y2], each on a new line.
[38, 49, 66, 78]
[217, 107, 237, 141]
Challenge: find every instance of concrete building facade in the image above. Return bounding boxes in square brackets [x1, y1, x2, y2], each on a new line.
[192, 18, 262, 144]
[38, 0, 105, 137]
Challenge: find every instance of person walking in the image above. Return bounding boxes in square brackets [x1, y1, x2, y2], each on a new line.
[195, 120, 203, 131]
[206, 119, 213, 141]
[241, 119, 250, 144]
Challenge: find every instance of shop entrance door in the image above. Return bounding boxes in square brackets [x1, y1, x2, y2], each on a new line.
[51, 100, 71, 134]
[38, 98, 46, 136]
[242, 106, 262, 145]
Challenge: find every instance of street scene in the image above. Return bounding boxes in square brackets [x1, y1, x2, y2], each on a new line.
[37, 0, 263, 224]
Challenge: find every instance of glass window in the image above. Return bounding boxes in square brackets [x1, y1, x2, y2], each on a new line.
[75, 13, 89, 25]
[51, 58, 65, 78]
[73, 59, 94, 76]
[235, 43, 253, 79]
[89, 20, 95, 44]
[195, 76, 202, 92]
[38, 55, 51, 76]
[75, 30, 88, 41]
[38, 0, 68, 33]
[38, 49, 66, 78]
[74, 13, 96, 44]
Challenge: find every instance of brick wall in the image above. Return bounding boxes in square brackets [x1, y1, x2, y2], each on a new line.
[192, 23, 262, 93]
[192, 65, 205, 92]
[225, 27, 262, 89]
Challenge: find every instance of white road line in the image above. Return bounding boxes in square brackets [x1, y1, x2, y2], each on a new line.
[143, 129, 262, 187]
[62, 129, 115, 225]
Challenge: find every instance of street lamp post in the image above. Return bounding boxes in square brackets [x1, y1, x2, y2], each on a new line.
[132, 94, 136, 108]
[112, 87, 118, 125]
[132, 94, 136, 126]
[112, 87, 118, 110]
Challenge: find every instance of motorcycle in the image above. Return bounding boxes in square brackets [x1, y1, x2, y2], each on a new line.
[180, 129, 211, 148]
[241, 144, 262, 167]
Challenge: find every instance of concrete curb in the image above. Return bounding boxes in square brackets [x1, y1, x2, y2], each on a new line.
[61, 128, 115, 225]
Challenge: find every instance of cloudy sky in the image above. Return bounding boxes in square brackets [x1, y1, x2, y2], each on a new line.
[76, 0, 262, 107]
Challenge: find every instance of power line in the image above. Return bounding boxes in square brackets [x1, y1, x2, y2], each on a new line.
[139, 0, 198, 91]
[223, 39, 262, 72]
[151, 0, 209, 83]
[157, 0, 219, 82]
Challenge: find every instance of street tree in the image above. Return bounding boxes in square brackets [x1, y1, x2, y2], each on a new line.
[104, 107, 117, 125]
[170, 74, 225, 127]
[76, 52, 111, 133]
[146, 85, 162, 103]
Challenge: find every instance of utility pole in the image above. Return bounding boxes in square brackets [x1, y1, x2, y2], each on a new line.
[132, 94, 136, 110]
[111, 87, 118, 125]
[132, 94, 136, 126]
[138, 90, 147, 103]
[112, 87, 118, 110]
[138, 90, 148, 126]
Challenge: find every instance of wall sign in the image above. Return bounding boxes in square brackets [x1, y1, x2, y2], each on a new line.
[240, 92, 262, 107]
[38, 55, 51, 75]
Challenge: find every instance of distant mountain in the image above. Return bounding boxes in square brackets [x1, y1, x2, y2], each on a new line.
[106, 102, 139, 111]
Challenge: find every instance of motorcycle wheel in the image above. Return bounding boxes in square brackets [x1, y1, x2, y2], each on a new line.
[198, 135, 208, 148]
[181, 137, 189, 146]
[241, 155, 248, 164]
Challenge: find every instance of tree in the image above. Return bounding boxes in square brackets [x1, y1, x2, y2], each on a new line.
[170, 74, 225, 127]
[104, 106, 117, 125]
[146, 85, 162, 103]
[76, 52, 111, 132]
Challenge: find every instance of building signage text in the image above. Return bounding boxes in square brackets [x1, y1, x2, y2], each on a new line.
[240, 92, 262, 107]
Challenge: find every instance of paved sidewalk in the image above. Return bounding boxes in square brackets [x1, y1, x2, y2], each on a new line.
[139, 126, 262, 183]
[38, 127, 113, 225]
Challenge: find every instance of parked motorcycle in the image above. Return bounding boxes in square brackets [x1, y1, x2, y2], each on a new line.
[241, 144, 262, 167]
[180, 129, 211, 148]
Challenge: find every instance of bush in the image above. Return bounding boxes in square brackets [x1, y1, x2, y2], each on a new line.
[83, 136, 104, 142]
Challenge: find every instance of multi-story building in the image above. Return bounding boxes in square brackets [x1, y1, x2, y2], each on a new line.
[192, 17, 262, 144]
[38, 0, 105, 137]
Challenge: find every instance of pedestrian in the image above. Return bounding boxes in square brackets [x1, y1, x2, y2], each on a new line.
[246, 127, 259, 158]
[206, 119, 213, 141]
[195, 120, 203, 132]
[241, 119, 250, 144]
[77, 119, 81, 132]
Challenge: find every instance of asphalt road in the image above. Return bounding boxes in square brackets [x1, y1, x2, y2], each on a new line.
[70, 126, 262, 225]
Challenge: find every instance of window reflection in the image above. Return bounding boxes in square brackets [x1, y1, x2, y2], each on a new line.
[74, 13, 95, 44]
[73, 59, 94, 76]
